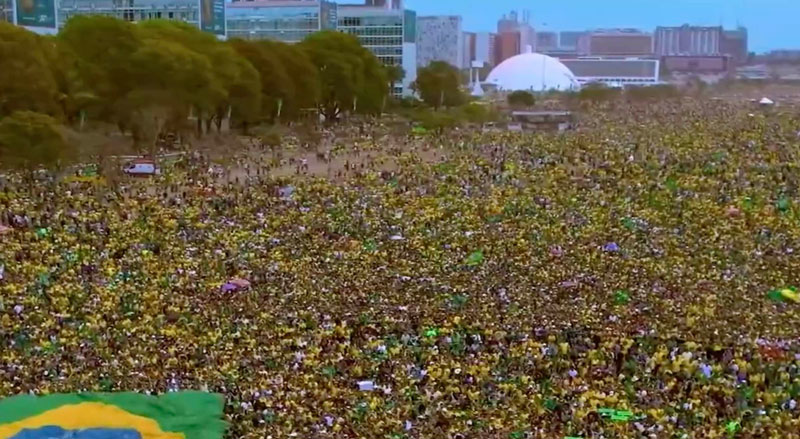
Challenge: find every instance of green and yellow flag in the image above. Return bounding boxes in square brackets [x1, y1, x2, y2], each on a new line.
[0, 392, 225, 439]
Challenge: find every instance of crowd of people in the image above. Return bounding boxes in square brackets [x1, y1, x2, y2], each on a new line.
[1, 100, 800, 438]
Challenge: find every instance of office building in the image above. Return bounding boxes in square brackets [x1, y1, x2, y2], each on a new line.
[495, 31, 521, 66]
[416, 15, 463, 69]
[58, 0, 199, 29]
[662, 55, 731, 74]
[401, 8, 416, 96]
[721, 27, 748, 64]
[561, 58, 660, 87]
[227, 0, 336, 42]
[338, 2, 415, 97]
[536, 31, 558, 52]
[655, 25, 721, 56]
[462, 31, 498, 69]
[578, 29, 653, 56]
[497, 10, 534, 51]
[475, 32, 495, 67]
[463, 31, 475, 69]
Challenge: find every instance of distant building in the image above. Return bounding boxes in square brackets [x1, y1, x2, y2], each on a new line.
[662, 55, 731, 74]
[496, 31, 521, 66]
[536, 31, 558, 52]
[561, 58, 660, 87]
[578, 29, 653, 56]
[364, 0, 402, 8]
[417, 15, 463, 68]
[559, 31, 583, 51]
[58, 0, 199, 29]
[338, 3, 414, 97]
[655, 25, 722, 56]
[227, 0, 337, 42]
[0, 0, 11, 23]
[497, 10, 534, 51]
[402, 9, 417, 95]
[721, 27, 748, 64]
[463, 31, 475, 70]
[475, 32, 496, 67]
[764, 50, 800, 63]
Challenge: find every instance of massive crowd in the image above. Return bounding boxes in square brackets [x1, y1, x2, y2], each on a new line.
[1, 100, 800, 438]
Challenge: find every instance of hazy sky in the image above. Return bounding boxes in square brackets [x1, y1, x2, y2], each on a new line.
[403, 0, 799, 53]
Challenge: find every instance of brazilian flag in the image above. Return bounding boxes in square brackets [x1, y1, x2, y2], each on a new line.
[0, 392, 225, 439]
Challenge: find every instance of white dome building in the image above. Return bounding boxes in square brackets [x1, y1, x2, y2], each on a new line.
[486, 51, 580, 92]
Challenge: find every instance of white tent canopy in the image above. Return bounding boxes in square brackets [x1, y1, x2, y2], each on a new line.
[485, 51, 580, 92]
[759, 97, 775, 106]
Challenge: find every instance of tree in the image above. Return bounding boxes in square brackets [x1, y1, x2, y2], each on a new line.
[410, 108, 460, 135]
[229, 39, 292, 123]
[259, 41, 320, 120]
[137, 20, 255, 134]
[0, 23, 60, 118]
[40, 36, 97, 127]
[457, 102, 498, 124]
[385, 64, 405, 93]
[58, 16, 142, 130]
[124, 39, 215, 151]
[507, 90, 536, 108]
[0, 111, 72, 174]
[301, 31, 388, 121]
[413, 61, 465, 109]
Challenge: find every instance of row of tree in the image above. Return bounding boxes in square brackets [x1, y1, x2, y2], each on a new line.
[0, 17, 395, 151]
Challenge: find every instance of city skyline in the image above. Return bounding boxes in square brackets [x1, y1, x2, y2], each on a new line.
[404, 0, 798, 53]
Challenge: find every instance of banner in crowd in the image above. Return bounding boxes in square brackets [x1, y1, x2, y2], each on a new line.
[199, 0, 225, 37]
[0, 392, 226, 439]
[14, 0, 56, 29]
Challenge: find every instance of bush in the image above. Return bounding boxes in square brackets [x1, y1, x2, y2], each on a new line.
[507, 90, 536, 108]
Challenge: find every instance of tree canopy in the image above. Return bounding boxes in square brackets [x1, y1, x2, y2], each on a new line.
[0, 111, 72, 171]
[507, 90, 536, 108]
[0, 16, 398, 159]
[413, 61, 465, 109]
[0, 23, 60, 118]
[301, 31, 388, 121]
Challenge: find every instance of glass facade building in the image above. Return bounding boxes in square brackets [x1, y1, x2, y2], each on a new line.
[337, 5, 405, 96]
[227, 0, 336, 42]
[57, 0, 199, 28]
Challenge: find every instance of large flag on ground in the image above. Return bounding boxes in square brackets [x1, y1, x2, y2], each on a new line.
[0, 392, 225, 439]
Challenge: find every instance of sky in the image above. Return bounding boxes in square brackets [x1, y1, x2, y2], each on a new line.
[403, 0, 800, 53]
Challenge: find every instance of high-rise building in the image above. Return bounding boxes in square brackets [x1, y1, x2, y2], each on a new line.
[474, 32, 495, 67]
[416, 15, 464, 69]
[57, 0, 200, 29]
[226, 0, 337, 42]
[721, 27, 748, 64]
[495, 31, 520, 65]
[338, 2, 414, 97]
[461, 31, 496, 69]
[578, 29, 653, 56]
[497, 10, 534, 51]
[655, 25, 722, 56]
[536, 31, 558, 52]
[463, 31, 475, 70]
[401, 8, 417, 96]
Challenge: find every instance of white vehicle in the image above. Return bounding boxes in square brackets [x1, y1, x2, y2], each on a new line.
[123, 160, 161, 176]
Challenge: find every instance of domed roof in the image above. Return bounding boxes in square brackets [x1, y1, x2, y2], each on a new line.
[486, 52, 580, 92]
